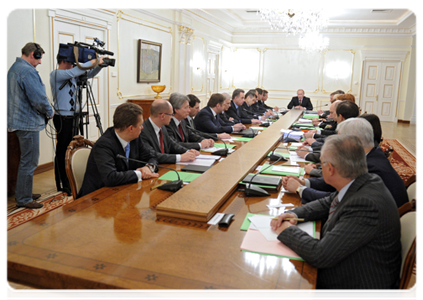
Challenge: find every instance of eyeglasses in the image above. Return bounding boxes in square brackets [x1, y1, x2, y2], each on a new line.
[161, 113, 174, 117]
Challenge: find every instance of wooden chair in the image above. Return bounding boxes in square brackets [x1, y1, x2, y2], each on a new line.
[384, 145, 394, 162]
[65, 135, 95, 198]
[399, 211, 416, 289]
[405, 174, 416, 202]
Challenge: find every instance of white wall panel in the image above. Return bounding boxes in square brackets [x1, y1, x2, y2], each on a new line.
[262, 49, 320, 92]
[117, 16, 172, 98]
[220, 46, 232, 90]
[322, 50, 354, 93]
[191, 37, 205, 93]
[232, 48, 260, 89]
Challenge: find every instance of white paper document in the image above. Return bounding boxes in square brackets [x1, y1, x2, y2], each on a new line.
[201, 147, 235, 153]
[272, 166, 301, 174]
[196, 154, 220, 160]
[248, 215, 314, 241]
[297, 118, 312, 123]
[289, 151, 313, 163]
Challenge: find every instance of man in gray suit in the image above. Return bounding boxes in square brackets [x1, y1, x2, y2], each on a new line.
[271, 135, 401, 289]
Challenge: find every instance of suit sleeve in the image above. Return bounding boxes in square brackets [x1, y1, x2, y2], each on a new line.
[287, 98, 295, 109]
[93, 142, 138, 187]
[278, 196, 379, 269]
[306, 98, 313, 110]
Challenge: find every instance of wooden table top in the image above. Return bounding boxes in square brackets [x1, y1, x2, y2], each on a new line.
[8, 109, 319, 289]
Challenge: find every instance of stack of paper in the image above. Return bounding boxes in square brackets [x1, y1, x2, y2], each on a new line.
[240, 213, 316, 260]
[176, 154, 220, 166]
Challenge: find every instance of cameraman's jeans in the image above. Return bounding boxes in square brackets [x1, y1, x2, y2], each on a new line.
[15, 130, 39, 206]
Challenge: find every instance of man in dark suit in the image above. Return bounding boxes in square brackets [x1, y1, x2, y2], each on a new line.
[77, 102, 159, 198]
[287, 89, 313, 110]
[140, 99, 199, 164]
[186, 94, 231, 141]
[261, 89, 279, 111]
[252, 88, 276, 117]
[166, 92, 214, 150]
[272, 134, 401, 289]
[225, 88, 260, 124]
[194, 93, 245, 134]
[284, 118, 408, 208]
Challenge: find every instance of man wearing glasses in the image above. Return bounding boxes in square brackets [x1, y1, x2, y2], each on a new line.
[141, 99, 199, 164]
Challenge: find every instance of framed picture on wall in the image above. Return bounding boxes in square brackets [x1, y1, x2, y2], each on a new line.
[137, 39, 162, 83]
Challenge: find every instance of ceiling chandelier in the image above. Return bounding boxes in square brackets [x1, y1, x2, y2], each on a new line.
[258, 9, 329, 35]
[299, 32, 329, 53]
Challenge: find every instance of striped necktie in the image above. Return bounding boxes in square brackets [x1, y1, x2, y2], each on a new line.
[327, 194, 340, 223]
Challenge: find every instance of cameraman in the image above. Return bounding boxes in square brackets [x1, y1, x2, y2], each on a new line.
[50, 54, 106, 195]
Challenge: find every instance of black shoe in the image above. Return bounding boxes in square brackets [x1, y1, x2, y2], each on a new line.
[32, 194, 41, 200]
[17, 200, 43, 209]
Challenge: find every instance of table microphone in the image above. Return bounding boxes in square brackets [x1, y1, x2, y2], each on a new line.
[116, 154, 183, 192]
[186, 125, 228, 156]
[243, 154, 284, 197]
[283, 131, 300, 143]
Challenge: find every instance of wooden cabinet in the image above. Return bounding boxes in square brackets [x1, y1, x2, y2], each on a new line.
[127, 98, 169, 121]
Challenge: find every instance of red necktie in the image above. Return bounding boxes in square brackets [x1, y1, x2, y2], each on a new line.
[178, 123, 184, 142]
[159, 129, 164, 153]
[299, 98, 302, 105]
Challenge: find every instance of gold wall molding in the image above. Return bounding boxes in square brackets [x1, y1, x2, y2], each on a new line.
[116, 10, 173, 99]
[178, 25, 194, 44]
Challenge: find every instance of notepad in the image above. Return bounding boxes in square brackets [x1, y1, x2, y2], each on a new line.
[158, 171, 201, 183]
[213, 143, 236, 149]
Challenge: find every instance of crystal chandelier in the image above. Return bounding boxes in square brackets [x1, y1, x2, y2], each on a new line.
[299, 31, 329, 53]
[259, 9, 329, 35]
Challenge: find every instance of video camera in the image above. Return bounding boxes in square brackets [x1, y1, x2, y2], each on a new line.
[58, 38, 115, 67]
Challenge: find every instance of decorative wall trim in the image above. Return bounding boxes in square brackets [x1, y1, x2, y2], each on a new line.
[116, 10, 173, 99]
[360, 50, 409, 62]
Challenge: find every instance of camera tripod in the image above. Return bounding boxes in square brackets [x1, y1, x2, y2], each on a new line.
[72, 72, 104, 138]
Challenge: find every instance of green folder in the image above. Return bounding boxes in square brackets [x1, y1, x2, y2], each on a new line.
[232, 137, 253, 142]
[158, 171, 201, 183]
[214, 143, 236, 149]
[292, 123, 315, 127]
[301, 114, 319, 120]
[260, 164, 305, 176]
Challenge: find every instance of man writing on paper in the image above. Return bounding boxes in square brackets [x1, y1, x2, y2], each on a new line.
[271, 135, 401, 289]
[78, 102, 159, 198]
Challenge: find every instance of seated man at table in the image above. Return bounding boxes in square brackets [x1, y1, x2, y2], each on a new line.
[313, 90, 344, 127]
[220, 92, 236, 124]
[166, 92, 214, 151]
[194, 93, 245, 134]
[240, 90, 271, 121]
[271, 134, 401, 289]
[287, 89, 313, 110]
[77, 102, 159, 198]
[252, 88, 274, 116]
[141, 99, 199, 164]
[284, 117, 408, 208]
[225, 88, 261, 124]
[186, 94, 231, 141]
[261, 89, 279, 111]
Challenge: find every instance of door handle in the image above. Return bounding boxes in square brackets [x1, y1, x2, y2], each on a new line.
[376, 95, 378, 102]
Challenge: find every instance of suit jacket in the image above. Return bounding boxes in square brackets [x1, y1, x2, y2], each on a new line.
[165, 118, 204, 150]
[77, 127, 158, 198]
[225, 100, 252, 124]
[252, 101, 267, 114]
[302, 147, 408, 208]
[279, 173, 401, 289]
[186, 116, 218, 141]
[220, 111, 235, 125]
[241, 102, 259, 119]
[193, 106, 233, 134]
[287, 96, 313, 110]
[140, 118, 190, 164]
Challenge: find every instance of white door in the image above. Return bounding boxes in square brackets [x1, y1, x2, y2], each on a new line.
[360, 60, 401, 122]
[52, 20, 108, 141]
[206, 52, 218, 99]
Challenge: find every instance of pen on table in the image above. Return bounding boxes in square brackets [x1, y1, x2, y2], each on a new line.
[272, 217, 304, 221]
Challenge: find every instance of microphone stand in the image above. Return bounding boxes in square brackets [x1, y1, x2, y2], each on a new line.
[116, 154, 183, 192]
[186, 125, 228, 156]
[243, 155, 284, 197]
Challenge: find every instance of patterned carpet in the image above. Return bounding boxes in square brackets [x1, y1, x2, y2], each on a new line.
[7, 192, 73, 230]
[380, 139, 416, 184]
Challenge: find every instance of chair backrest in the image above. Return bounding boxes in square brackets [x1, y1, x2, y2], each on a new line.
[399, 211, 416, 288]
[65, 135, 95, 198]
[405, 175, 416, 202]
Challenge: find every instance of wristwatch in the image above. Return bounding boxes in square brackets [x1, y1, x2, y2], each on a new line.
[296, 186, 302, 196]
[146, 164, 157, 173]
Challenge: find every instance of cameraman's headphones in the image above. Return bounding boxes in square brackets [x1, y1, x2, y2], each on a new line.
[33, 43, 42, 59]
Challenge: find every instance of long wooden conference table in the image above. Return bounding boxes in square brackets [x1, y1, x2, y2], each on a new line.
[8, 109, 319, 289]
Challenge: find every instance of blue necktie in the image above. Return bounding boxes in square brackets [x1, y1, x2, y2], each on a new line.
[125, 143, 130, 162]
